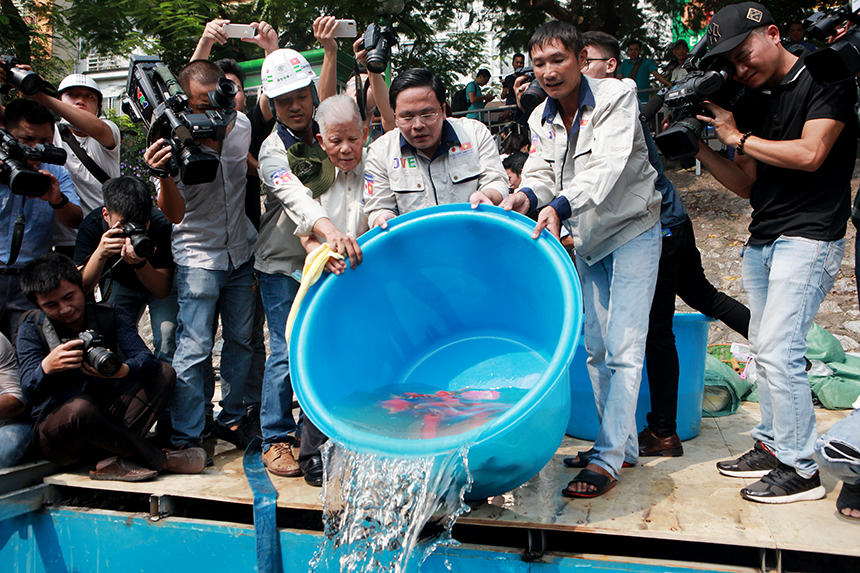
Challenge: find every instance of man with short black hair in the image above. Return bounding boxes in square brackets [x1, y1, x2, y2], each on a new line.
[16, 252, 205, 481]
[144, 59, 259, 451]
[617, 39, 671, 102]
[466, 68, 494, 122]
[74, 176, 177, 364]
[696, 2, 857, 504]
[501, 20, 662, 498]
[363, 68, 509, 230]
[0, 99, 82, 343]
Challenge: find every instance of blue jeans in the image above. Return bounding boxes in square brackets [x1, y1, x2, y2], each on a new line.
[0, 420, 31, 468]
[245, 288, 266, 410]
[170, 259, 256, 447]
[106, 281, 179, 365]
[815, 408, 860, 486]
[258, 271, 300, 450]
[576, 223, 661, 478]
[744, 236, 844, 478]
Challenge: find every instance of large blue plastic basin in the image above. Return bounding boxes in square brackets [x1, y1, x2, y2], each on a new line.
[566, 313, 713, 441]
[290, 204, 582, 499]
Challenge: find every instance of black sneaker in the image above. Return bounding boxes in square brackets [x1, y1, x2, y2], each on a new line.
[717, 441, 779, 478]
[741, 463, 826, 504]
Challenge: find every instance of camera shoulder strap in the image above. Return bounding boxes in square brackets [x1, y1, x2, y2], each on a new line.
[3, 205, 26, 267]
[626, 59, 643, 80]
[58, 124, 111, 184]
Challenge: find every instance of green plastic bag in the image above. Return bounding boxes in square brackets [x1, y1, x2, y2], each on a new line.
[703, 353, 753, 417]
[809, 354, 860, 410]
[806, 323, 846, 364]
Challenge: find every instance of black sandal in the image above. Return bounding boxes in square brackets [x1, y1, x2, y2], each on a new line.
[562, 468, 617, 498]
[563, 448, 635, 468]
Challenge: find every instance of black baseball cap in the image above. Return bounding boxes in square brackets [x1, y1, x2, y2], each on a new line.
[702, 2, 776, 64]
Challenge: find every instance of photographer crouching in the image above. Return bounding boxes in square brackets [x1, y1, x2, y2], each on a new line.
[695, 3, 858, 504]
[16, 253, 206, 481]
[74, 176, 177, 365]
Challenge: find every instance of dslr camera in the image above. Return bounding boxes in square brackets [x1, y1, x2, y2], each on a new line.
[0, 55, 44, 96]
[118, 222, 155, 259]
[803, 1, 860, 85]
[640, 39, 740, 161]
[122, 55, 238, 185]
[514, 67, 548, 117]
[76, 330, 123, 377]
[364, 23, 398, 74]
[0, 127, 67, 196]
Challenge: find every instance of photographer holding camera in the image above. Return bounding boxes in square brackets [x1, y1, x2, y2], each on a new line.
[73, 176, 177, 364]
[16, 252, 206, 481]
[1, 99, 81, 344]
[694, 3, 857, 504]
[30, 74, 121, 257]
[143, 60, 259, 451]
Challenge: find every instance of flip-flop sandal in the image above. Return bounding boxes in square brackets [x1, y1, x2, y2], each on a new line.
[562, 468, 618, 499]
[836, 481, 860, 520]
[563, 448, 635, 469]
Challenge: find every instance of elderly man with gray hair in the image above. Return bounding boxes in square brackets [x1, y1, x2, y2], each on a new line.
[255, 91, 369, 484]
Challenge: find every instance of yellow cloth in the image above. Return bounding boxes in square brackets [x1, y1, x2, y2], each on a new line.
[285, 243, 345, 348]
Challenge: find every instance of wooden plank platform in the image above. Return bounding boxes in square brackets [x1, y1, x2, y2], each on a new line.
[42, 403, 858, 558]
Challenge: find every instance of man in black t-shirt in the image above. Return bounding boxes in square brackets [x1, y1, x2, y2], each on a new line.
[74, 177, 177, 365]
[694, 3, 858, 505]
[501, 53, 525, 126]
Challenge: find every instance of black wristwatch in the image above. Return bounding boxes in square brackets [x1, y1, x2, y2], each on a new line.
[49, 194, 69, 210]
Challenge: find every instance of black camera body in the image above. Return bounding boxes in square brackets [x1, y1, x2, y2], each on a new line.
[0, 55, 43, 96]
[76, 330, 123, 377]
[514, 67, 548, 117]
[364, 23, 398, 74]
[122, 55, 238, 185]
[119, 222, 155, 259]
[0, 127, 67, 196]
[803, 3, 860, 86]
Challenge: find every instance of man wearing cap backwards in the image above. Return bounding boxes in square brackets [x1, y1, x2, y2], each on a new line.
[143, 60, 258, 453]
[694, 2, 857, 504]
[363, 68, 509, 229]
[254, 49, 363, 484]
[500, 20, 662, 499]
[32, 75, 121, 257]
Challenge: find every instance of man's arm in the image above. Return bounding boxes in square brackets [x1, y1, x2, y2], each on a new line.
[353, 37, 395, 132]
[0, 333, 24, 419]
[699, 101, 845, 172]
[38, 169, 82, 228]
[33, 93, 116, 148]
[245, 21, 280, 122]
[191, 19, 231, 61]
[314, 16, 339, 102]
[695, 143, 756, 199]
[652, 69, 673, 87]
[145, 139, 185, 223]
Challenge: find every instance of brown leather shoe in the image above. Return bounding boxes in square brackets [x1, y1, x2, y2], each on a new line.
[163, 447, 208, 474]
[638, 428, 684, 457]
[263, 442, 302, 477]
[89, 456, 158, 482]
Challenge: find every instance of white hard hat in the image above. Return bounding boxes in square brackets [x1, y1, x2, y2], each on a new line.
[260, 49, 316, 98]
[57, 74, 102, 98]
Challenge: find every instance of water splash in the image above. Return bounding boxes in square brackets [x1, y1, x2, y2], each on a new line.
[309, 442, 472, 573]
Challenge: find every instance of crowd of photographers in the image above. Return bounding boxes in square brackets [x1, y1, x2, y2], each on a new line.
[0, 1, 858, 518]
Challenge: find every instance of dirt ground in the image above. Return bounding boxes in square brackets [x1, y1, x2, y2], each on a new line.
[666, 161, 860, 350]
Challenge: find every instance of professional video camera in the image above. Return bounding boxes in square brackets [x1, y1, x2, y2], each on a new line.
[364, 23, 398, 74]
[0, 55, 45, 96]
[122, 55, 238, 185]
[803, 0, 860, 86]
[118, 222, 155, 259]
[513, 67, 548, 117]
[0, 127, 67, 196]
[640, 38, 741, 161]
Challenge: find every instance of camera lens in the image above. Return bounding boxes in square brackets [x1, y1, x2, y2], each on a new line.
[9, 67, 41, 96]
[520, 80, 548, 116]
[130, 234, 155, 258]
[87, 346, 123, 377]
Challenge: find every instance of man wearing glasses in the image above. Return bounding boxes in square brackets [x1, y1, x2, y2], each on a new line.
[363, 68, 509, 228]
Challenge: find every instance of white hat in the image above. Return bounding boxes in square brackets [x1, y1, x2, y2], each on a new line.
[58, 74, 102, 98]
[260, 49, 316, 98]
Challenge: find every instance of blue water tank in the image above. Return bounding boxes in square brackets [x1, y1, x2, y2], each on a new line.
[290, 205, 582, 499]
